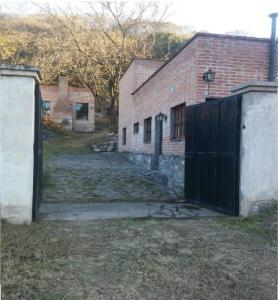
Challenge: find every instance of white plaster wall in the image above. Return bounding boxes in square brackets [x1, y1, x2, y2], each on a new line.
[0, 75, 35, 224]
[239, 91, 278, 216]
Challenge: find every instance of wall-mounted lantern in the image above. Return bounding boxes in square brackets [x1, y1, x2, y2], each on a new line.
[203, 69, 215, 96]
[156, 112, 167, 122]
[203, 69, 215, 82]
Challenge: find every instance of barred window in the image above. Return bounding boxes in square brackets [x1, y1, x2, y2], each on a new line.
[171, 103, 185, 141]
[122, 127, 126, 145]
[144, 117, 152, 143]
[133, 122, 139, 134]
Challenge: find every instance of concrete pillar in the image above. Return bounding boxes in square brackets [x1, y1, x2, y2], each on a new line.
[231, 81, 278, 216]
[0, 64, 42, 224]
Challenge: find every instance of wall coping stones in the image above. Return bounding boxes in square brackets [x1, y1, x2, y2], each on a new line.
[231, 80, 278, 94]
[0, 64, 42, 82]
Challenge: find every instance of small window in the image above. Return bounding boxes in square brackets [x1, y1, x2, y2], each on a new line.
[75, 103, 88, 120]
[144, 117, 152, 143]
[171, 103, 185, 141]
[133, 122, 139, 134]
[122, 128, 126, 145]
[43, 101, 51, 114]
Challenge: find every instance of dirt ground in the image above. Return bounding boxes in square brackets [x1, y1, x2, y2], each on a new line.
[1, 207, 277, 300]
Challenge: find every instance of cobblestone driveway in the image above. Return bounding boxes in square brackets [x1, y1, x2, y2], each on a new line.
[43, 153, 179, 203]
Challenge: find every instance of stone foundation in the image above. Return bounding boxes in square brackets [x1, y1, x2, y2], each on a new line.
[127, 152, 153, 170]
[126, 152, 184, 195]
[73, 120, 95, 132]
[158, 155, 184, 194]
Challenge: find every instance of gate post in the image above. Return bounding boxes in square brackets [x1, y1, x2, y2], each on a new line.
[0, 64, 42, 224]
[231, 81, 278, 216]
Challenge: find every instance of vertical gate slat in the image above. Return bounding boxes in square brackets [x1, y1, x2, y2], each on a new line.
[32, 83, 43, 221]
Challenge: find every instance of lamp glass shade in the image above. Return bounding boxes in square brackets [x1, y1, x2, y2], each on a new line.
[207, 70, 215, 81]
[156, 113, 165, 121]
[203, 69, 215, 82]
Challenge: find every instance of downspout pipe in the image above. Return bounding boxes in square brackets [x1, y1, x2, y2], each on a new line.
[269, 13, 278, 81]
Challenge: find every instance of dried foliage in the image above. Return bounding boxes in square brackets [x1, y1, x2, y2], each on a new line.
[42, 114, 62, 129]
[0, 2, 192, 129]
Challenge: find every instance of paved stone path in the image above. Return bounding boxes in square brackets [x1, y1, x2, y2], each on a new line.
[43, 153, 179, 203]
[42, 152, 222, 220]
[40, 202, 223, 221]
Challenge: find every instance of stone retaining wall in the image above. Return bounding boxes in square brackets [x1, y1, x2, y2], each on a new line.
[126, 152, 184, 195]
[127, 152, 153, 170]
[158, 155, 184, 194]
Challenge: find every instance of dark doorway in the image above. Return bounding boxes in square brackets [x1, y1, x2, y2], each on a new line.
[32, 83, 43, 221]
[153, 115, 163, 169]
[184, 95, 242, 215]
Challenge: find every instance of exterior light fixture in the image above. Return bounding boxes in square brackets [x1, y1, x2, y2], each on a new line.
[203, 69, 215, 96]
[203, 69, 215, 82]
[156, 112, 167, 122]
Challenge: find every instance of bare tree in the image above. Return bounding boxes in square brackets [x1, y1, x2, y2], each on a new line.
[34, 1, 172, 130]
[1, 2, 184, 130]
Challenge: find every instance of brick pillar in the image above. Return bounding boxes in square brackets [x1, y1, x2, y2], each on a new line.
[54, 76, 72, 129]
[58, 76, 69, 100]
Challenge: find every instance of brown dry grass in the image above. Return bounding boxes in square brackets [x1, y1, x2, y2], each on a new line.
[43, 128, 108, 158]
[1, 211, 277, 300]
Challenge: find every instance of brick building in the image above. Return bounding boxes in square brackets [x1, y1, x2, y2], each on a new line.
[41, 76, 95, 132]
[118, 32, 278, 193]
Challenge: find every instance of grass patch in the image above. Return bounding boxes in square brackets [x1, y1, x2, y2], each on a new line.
[217, 205, 277, 247]
[2, 218, 277, 299]
[39, 294, 72, 300]
[42, 169, 56, 189]
[43, 129, 108, 158]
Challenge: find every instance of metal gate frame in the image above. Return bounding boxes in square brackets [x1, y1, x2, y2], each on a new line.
[184, 95, 242, 216]
[32, 83, 43, 221]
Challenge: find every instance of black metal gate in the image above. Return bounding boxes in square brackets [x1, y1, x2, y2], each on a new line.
[32, 83, 43, 221]
[184, 95, 242, 215]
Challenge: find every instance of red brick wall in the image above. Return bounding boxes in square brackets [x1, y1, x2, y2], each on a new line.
[194, 35, 274, 100]
[41, 78, 95, 130]
[118, 33, 278, 156]
[118, 59, 165, 151]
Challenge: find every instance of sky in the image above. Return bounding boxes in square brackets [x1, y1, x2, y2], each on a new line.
[0, 0, 277, 38]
